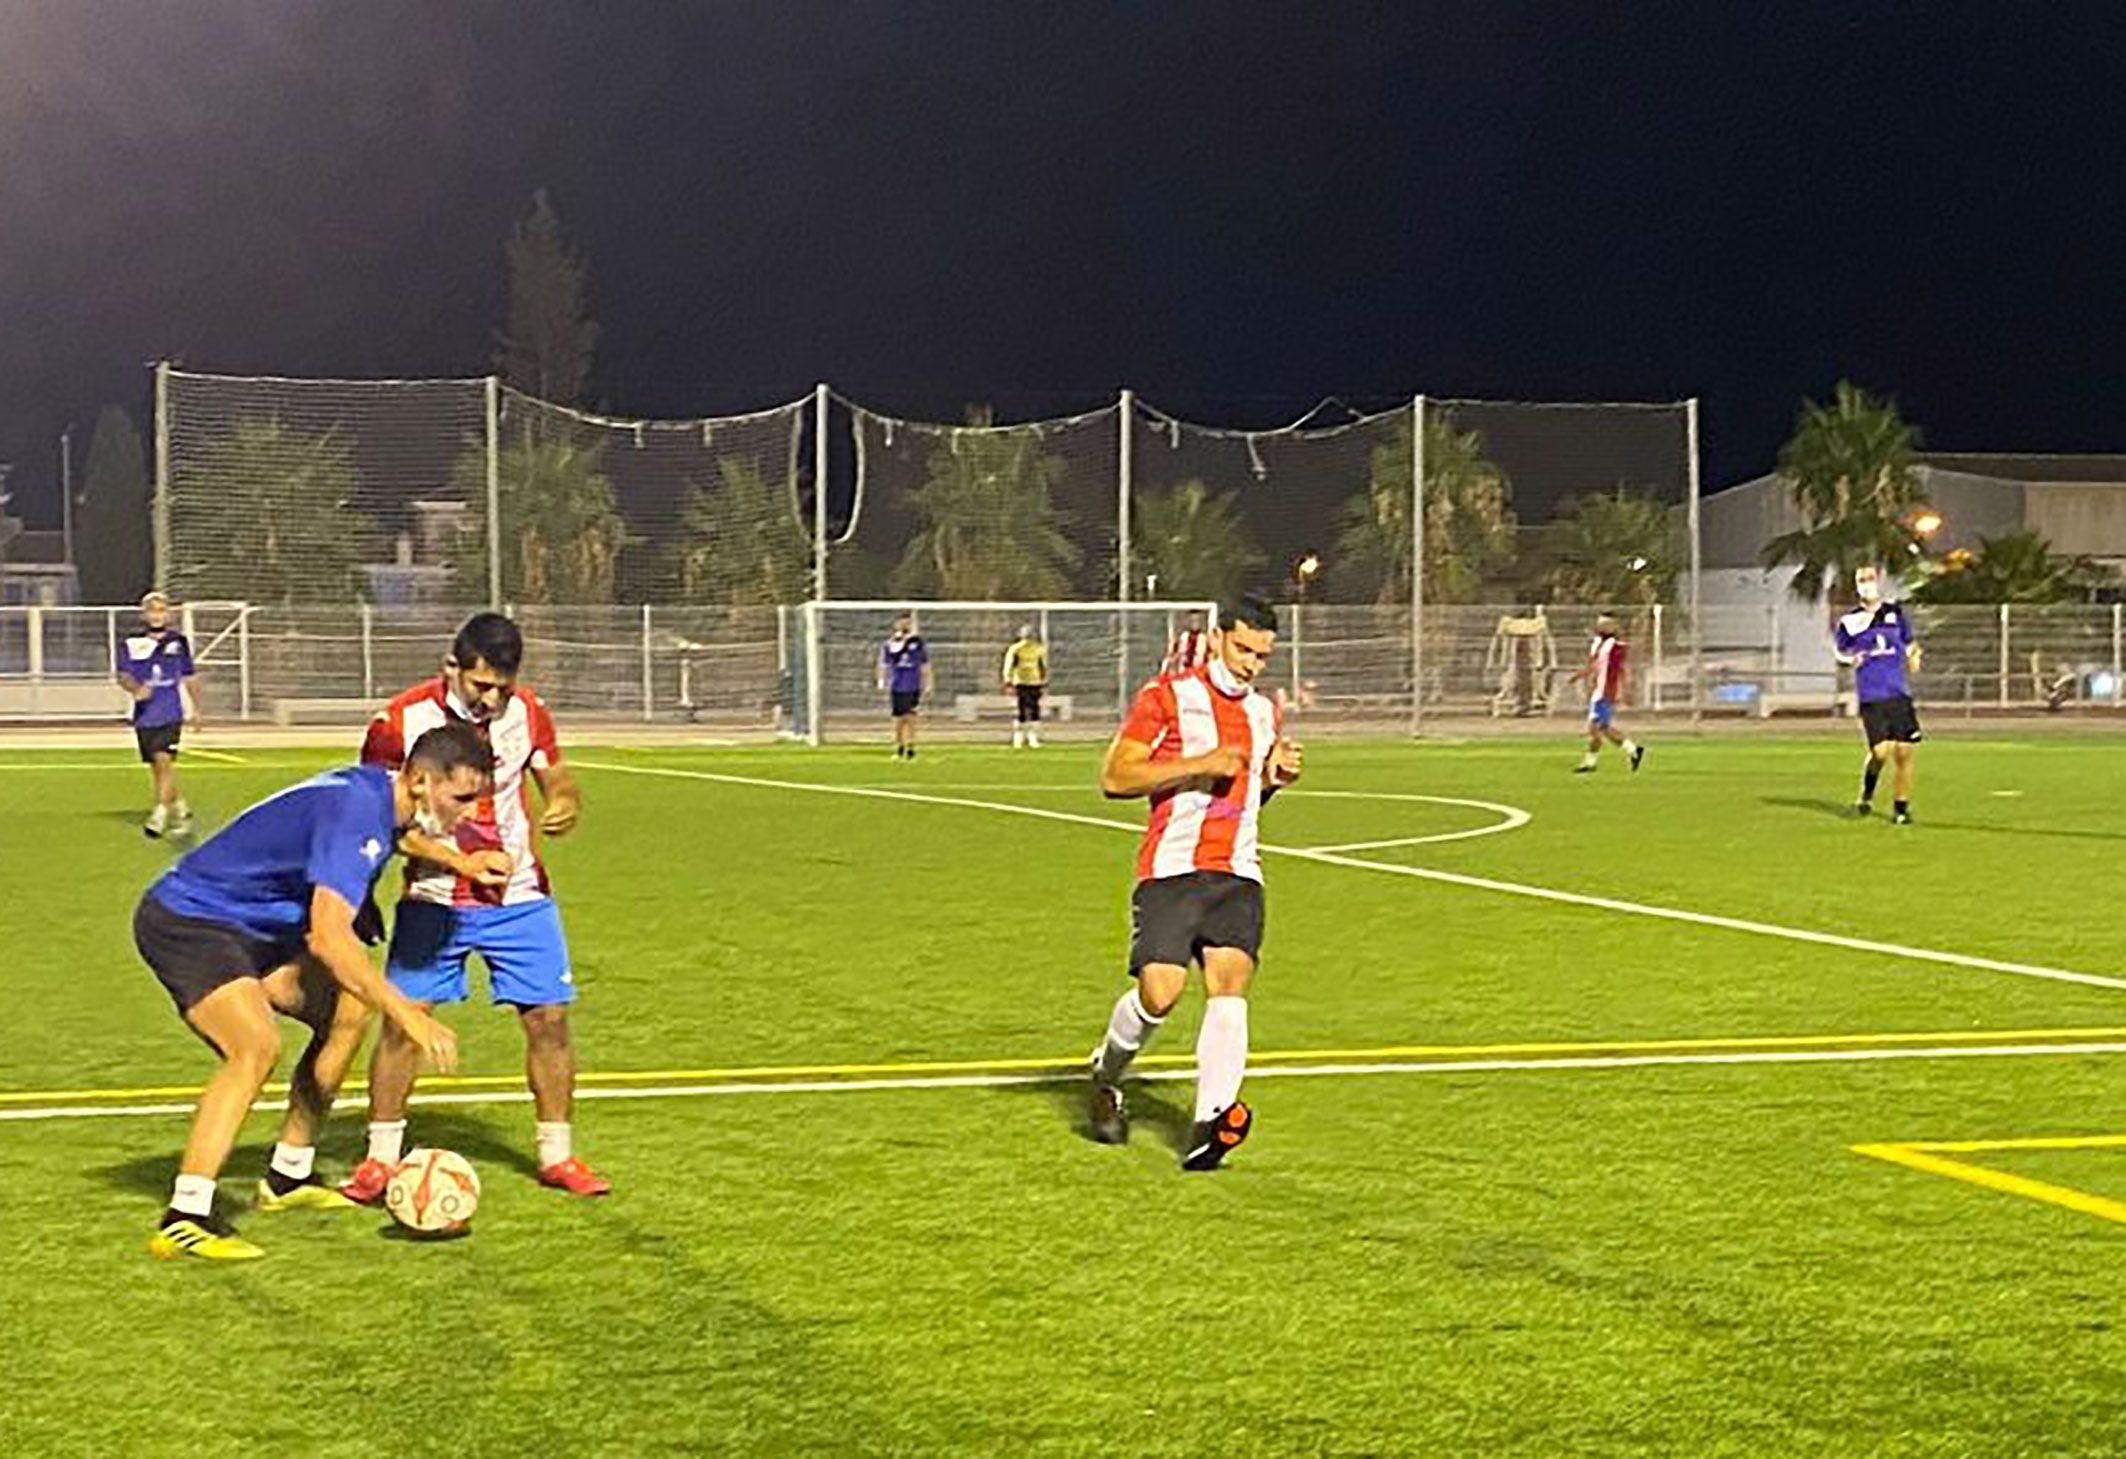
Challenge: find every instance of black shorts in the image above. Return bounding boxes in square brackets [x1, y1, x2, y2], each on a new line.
[135, 721, 182, 762]
[133, 894, 304, 1015]
[890, 689, 922, 718]
[1860, 695, 1923, 746]
[1014, 684, 1044, 722]
[1129, 871, 1265, 973]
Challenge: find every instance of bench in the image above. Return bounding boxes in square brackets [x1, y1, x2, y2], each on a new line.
[0, 680, 131, 718]
[953, 693, 1075, 723]
[273, 697, 377, 727]
[1754, 691, 1855, 719]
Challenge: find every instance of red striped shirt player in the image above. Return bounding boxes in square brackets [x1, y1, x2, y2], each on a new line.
[1163, 610, 1212, 676]
[1574, 613, 1644, 774]
[341, 613, 611, 1201]
[1087, 595, 1303, 1170]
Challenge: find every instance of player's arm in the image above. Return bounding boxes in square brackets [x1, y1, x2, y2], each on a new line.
[306, 886, 457, 1070]
[392, 827, 513, 888]
[532, 761, 581, 837]
[1100, 733, 1244, 798]
[116, 669, 150, 702]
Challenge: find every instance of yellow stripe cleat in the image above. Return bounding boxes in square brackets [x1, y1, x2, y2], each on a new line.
[149, 1217, 264, 1261]
[253, 1178, 359, 1213]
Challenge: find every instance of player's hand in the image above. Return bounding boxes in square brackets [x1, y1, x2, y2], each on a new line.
[1196, 744, 1247, 783]
[397, 1006, 459, 1074]
[1268, 736, 1304, 786]
[540, 795, 579, 837]
[1907, 643, 1924, 671]
[457, 849, 516, 889]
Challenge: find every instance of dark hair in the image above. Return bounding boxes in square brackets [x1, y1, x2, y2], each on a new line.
[451, 612, 524, 675]
[406, 721, 496, 779]
[1219, 595, 1280, 634]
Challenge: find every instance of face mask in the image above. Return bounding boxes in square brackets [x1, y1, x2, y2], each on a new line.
[1208, 658, 1244, 695]
[414, 804, 450, 839]
[1857, 576, 1883, 605]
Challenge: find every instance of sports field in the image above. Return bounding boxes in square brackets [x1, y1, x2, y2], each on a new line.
[8, 733, 2126, 1457]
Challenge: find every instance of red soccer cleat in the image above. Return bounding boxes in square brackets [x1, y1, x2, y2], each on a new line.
[339, 1157, 397, 1207]
[537, 1156, 611, 1196]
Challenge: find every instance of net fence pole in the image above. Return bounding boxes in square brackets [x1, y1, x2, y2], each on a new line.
[803, 599, 823, 747]
[360, 602, 375, 700]
[1117, 387, 1135, 713]
[1652, 604, 1664, 711]
[2113, 602, 2122, 708]
[813, 384, 831, 600]
[1686, 396, 1703, 729]
[642, 604, 655, 722]
[1409, 394, 1426, 736]
[237, 606, 252, 721]
[153, 362, 171, 592]
[484, 376, 501, 609]
[1999, 603, 2011, 708]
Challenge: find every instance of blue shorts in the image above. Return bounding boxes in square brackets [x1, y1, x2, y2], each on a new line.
[386, 899, 575, 1008]
[1589, 697, 1615, 729]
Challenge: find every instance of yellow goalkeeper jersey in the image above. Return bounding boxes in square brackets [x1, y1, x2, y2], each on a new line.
[1002, 638, 1049, 686]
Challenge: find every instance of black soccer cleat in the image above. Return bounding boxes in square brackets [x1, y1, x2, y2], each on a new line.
[1088, 1071, 1129, 1146]
[1628, 744, 1645, 773]
[1893, 807, 1913, 826]
[1181, 1101, 1252, 1172]
[1851, 801, 1873, 818]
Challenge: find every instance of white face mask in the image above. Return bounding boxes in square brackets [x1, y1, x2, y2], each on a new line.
[1856, 573, 1883, 605]
[413, 803, 450, 839]
[1207, 657, 1245, 695]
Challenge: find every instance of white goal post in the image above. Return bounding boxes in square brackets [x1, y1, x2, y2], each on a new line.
[792, 599, 1219, 745]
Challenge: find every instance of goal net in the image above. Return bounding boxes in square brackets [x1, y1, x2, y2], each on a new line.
[791, 599, 1217, 744]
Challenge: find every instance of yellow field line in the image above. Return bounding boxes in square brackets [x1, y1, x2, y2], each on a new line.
[13, 1023, 2126, 1105]
[1853, 1140, 2126, 1226]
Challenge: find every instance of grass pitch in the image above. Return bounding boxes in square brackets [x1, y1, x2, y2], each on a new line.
[7, 733, 2126, 1457]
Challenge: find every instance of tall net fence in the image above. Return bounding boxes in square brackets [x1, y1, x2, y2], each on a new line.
[838, 399, 1122, 601]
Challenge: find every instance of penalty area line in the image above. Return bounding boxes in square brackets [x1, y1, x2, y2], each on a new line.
[8, 1039, 2126, 1123]
[575, 760, 2126, 994]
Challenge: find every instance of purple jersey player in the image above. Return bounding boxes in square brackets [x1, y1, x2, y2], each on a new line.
[115, 592, 198, 838]
[877, 613, 932, 760]
[1835, 564, 1923, 823]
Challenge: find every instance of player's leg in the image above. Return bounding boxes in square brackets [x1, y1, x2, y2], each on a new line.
[487, 900, 608, 1194]
[1180, 876, 1265, 1171]
[1088, 879, 1191, 1144]
[140, 729, 172, 835]
[1577, 721, 1601, 772]
[1604, 720, 1643, 770]
[250, 956, 367, 1211]
[155, 977, 282, 1258]
[1891, 741, 1916, 823]
[342, 901, 464, 1202]
[1857, 741, 1890, 813]
[1027, 687, 1043, 748]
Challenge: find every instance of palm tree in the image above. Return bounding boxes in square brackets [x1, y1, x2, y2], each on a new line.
[1336, 414, 1516, 604]
[1912, 530, 2098, 604]
[1543, 487, 1682, 606]
[889, 408, 1080, 599]
[176, 416, 381, 603]
[1761, 381, 1924, 602]
[669, 454, 813, 606]
[450, 432, 633, 603]
[1133, 478, 1265, 602]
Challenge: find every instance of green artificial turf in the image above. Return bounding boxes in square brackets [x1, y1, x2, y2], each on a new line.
[6, 734, 2126, 1457]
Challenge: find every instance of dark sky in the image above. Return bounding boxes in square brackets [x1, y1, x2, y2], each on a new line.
[5, 1, 2125, 525]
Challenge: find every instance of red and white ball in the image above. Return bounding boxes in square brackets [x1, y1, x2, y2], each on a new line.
[385, 1147, 481, 1234]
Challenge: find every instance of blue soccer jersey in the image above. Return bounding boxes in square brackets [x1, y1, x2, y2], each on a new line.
[116, 628, 194, 728]
[881, 634, 928, 693]
[150, 765, 400, 942]
[1836, 602, 1916, 703]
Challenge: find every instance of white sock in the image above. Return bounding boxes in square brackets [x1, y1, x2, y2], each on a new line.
[173, 798, 191, 818]
[269, 1143, 315, 1182]
[1091, 987, 1163, 1083]
[1580, 750, 1598, 767]
[1622, 739, 1639, 755]
[536, 1121, 573, 1168]
[1029, 730, 1041, 747]
[170, 1172, 216, 1218]
[1193, 995, 1250, 1121]
[367, 1119, 407, 1165]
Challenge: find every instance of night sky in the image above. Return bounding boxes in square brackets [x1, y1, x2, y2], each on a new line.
[5, 1, 2125, 524]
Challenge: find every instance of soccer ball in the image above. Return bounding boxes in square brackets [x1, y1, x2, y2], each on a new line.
[384, 1147, 481, 1234]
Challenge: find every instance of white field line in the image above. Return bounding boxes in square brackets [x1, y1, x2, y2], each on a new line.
[576, 760, 2126, 994]
[0, 761, 312, 772]
[8, 1040, 2126, 1123]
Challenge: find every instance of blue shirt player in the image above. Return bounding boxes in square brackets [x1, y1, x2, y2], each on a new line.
[131, 722, 491, 1261]
[115, 591, 197, 839]
[1835, 563, 1923, 823]
[878, 612, 932, 759]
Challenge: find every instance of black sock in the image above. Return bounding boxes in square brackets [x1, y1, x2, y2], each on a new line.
[263, 1167, 309, 1197]
[1894, 799, 1910, 816]
[1861, 760, 1883, 801]
[159, 1205, 192, 1228]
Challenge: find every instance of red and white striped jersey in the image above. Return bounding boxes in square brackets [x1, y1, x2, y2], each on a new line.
[360, 676, 561, 907]
[1118, 665, 1282, 885]
[1163, 629, 1211, 676]
[1587, 634, 1627, 703]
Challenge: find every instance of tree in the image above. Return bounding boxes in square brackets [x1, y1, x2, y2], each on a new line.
[1336, 415, 1516, 604]
[1761, 380, 1925, 602]
[179, 417, 380, 603]
[450, 433, 632, 604]
[75, 406, 153, 602]
[1132, 478, 1264, 603]
[1543, 487, 1682, 607]
[494, 190, 599, 405]
[1911, 530, 2099, 604]
[670, 455, 813, 605]
[889, 409, 1080, 599]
